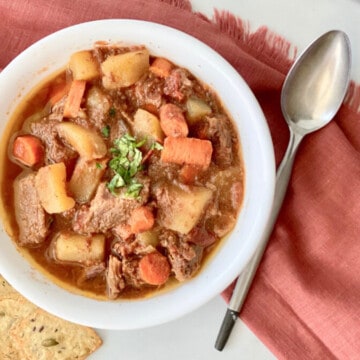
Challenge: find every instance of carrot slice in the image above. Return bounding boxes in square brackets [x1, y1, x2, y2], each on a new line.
[139, 251, 171, 285]
[149, 57, 173, 78]
[159, 103, 188, 138]
[12, 135, 45, 167]
[161, 136, 213, 169]
[63, 80, 86, 118]
[48, 81, 71, 106]
[179, 164, 201, 184]
[129, 206, 155, 234]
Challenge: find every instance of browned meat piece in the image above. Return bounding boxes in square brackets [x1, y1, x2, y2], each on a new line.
[13, 172, 51, 246]
[106, 255, 125, 299]
[194, 115, 234, 167]
[163, 68, 193, 102]
[108, 239, 154, 293]
[185, 226, 217, 247]
[121, 257, 144, 288]
[73, 177, 150, 234]
[109, 118, 131, 144]
[135, 74, 164, 110]
[30, 119, 77, 165]
[48, 96, 66, 122]
[77, 262, 106, 286]
[159, 230, 203, 281]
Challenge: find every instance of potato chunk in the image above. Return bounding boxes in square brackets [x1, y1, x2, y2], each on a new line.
[53, 231, 105, 266]
[137, 230, 159, 247]
[133, 108, 164, 146]
[101, 49, 149, 89]
[69, 50, 100, 81]
[157, 185, 213, 234]
[35, 162, 75, 214]
[57, 122, 107, 160]
[69, 158, 108, 203]
[186, 97, 212, 123]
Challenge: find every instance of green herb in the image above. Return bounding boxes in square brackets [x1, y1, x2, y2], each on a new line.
[95, 162, 103, 169]
[150, 142, 163, 151]
[41, 338, 59, 347]
[101, 125, 110, 138]
[107, 134, 145, 198]
[109, 107, 116, 117]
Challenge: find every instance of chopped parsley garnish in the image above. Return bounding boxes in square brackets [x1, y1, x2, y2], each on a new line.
[107, 134, 146, 198]
[150, 141, 163, 151]
[101, 125, 110, 138]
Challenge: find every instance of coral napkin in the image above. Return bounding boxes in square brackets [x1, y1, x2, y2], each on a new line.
[1, 0, 360, 358]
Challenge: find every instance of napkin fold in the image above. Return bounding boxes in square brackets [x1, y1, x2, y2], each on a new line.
[1, 0, 360, 358]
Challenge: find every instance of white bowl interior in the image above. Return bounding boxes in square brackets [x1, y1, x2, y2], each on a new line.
[0, 19, 275, 329]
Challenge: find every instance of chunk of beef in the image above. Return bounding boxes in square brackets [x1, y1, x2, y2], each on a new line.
[106, 255, 125, 299]
[77, 262, 106, 286]
[13, 172, 51, 246]
[163, 68, 193, 102]
[48, 96, 66, 122]
[185, 226, 217, 247]
[30, 119, 77, 164]
[135, 74, 164, 110]
[159, 230, 203, 281]
[73, 177, 150, 234]
[109, 118, 131, 144]
[121, 257, 144, 288]
[112, 236, 155, 258]
[193, 115, 234, 168]
[106, 239, 155, 296]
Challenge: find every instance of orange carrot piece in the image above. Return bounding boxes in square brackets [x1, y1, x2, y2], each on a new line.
[149, 57, 173, 78]
[63, 80, 86, 118]
[129, 206, 155, 234]
[179, 164, 201, 184]
[48, 81, 71, 106]
[12, 135, 45, 167]
[159, 103, 188, 138]
[139, 251, 171, 285]
[161, 136, 213, 169]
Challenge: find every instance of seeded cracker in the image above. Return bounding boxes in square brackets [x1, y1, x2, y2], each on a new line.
[10, 308, 102, 360]
[0, 292, 37, 359]
[0, 274, 17, 296]
[0, 274, 102, 359]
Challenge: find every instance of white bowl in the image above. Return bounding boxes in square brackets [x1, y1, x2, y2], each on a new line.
[0, 19, 275, 329]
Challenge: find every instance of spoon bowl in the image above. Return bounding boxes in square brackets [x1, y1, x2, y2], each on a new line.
[281, 30, 351, 135]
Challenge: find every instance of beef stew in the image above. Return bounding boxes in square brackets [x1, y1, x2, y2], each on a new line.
[0, 43, 244, 299]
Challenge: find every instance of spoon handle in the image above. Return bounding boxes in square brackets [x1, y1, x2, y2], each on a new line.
[215, 128, 303, 351]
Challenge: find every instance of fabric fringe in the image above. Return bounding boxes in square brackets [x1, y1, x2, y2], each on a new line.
[159, 0, 192, 11]
[344, 81, 360, 113]
[207, 9, 360, 115]
[212, 9, 297, 73]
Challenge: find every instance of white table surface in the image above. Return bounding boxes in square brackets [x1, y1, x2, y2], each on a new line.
[90, 1, 360, 358]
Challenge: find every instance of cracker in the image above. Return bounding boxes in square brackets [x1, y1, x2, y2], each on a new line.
[0, 294, 37, 359]
[0, 274, 17, 297]
[0, 274, 102, 359]
[10, 309, 102, 360]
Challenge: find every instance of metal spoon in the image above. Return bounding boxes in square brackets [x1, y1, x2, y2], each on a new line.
[215, 30, 351, 351]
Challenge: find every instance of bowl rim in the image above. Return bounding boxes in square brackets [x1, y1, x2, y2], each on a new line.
[0, 19, 275, 329]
